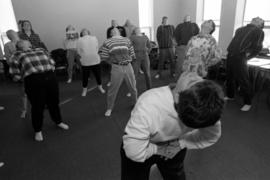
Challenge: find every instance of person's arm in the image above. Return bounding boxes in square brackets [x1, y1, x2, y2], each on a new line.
[156, 26, 162, 45]
[35, 34, 48, 51]
[207, 37, 223, 67]
[249, 30, 264, 58]
[179, 121, 221, 149]
[4, 44, 11, 61]
[8, 53, 22, 81]
[193, 23, 200, 36]
[123, 98, 159, 162]
[99, 42, 110, 61]
[127, 39, 136, 61]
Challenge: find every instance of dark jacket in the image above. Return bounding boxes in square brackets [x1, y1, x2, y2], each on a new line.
[227, 24, 264, 58]
[174, 22, 199, 46]
[156, 25, 175, 48]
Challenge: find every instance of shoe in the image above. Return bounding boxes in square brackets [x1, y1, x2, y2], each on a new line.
[107, 82, 111, 87]
[0, 106, 4, 111]
[67, 79, 72, 83]
[154, 74, 160, 79]
[0, 162, 4, 168]
[105, 109, 112, 117]
[224, 96, 234, 101]
[126, 93, 131, 97]
[20, 110, 27, 118]
[34, 131, 43, 142]
[82, 88, 87, 97]
[57, 122, 69, 130]
[98, 85, 106, 94]
[240, 104, 251, 112]
[139, 69, 144, 74]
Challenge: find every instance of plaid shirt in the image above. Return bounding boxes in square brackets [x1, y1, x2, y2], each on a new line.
[19, 32, 47, 50]
[9, 48, 55, 80]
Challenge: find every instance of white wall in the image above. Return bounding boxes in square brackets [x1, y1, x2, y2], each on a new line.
[11, 0, 139, 51]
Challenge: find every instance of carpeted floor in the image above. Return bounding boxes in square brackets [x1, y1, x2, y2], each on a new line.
[0, 70, 270, 180]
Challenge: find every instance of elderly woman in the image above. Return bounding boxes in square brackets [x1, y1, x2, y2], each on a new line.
[182, 19, 222, 78]
[19, 20, 47, 50]
[76, 28, 105, 96]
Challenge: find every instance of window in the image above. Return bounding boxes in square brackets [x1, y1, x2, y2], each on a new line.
[243, 0, 270, 48]
[138, 0, 153, 40]
[0, 0, 18, 55]
[202, 0, 222, 41]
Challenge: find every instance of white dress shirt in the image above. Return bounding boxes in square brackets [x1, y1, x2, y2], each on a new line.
[123, 86, 221, 162]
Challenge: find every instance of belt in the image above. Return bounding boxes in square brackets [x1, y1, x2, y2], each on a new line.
[112, 61, 130, 66]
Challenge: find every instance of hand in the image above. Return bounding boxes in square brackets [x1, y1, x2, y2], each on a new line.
[157, 141, 181, 160]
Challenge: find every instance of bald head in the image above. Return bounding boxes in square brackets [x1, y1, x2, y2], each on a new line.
[184, 15, 191, 22]
[251, 17, 264, 29]
[111, 28, 120, 37]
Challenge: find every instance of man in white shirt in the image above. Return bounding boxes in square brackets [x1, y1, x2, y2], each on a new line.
[121, 72, 225, 180]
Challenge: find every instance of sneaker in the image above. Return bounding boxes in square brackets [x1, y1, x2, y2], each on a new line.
[98, 86, 106, 94]
[224, 96, 235, 101]
[126, 93, 131, 97]
[0, 162, 4, 168]
[20, 110, 27, 118]
[107, 82, 111, 87]
[105, 109, 112, 117]
[240, 104, 251, 112]
[154, 74, 160, 79]
[139, 69, 144, 74]
[82, 88, 87, 97]
[67, 79, 72, 83]
[34, 131, 43, 142]
[57, 122, 69, 130]
[0, 106, 4, 111]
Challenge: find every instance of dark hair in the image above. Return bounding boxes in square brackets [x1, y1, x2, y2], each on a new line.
[209, 20, 216, 35]
[80, 29, 91, 37]
[176, 80, 225, 128]
[22, 20, 34, 34]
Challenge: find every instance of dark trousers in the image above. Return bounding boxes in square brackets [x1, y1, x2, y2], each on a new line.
[132, 51, 152, 89]
[157, 48, 175, 76]
[24, 71, 62, 132]
[226, 54, 252, 105]
[121, 144, 187, 180]
[81, 64, 102, 88]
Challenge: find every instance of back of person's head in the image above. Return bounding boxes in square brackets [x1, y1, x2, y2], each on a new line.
[111, 20, 118, 27]
[111, 28, 120, 37]
[16, 40, 32, 51]
[66, 25, 75, 32]
[176, 80, 225, 128]
[80, 28, 91, 37]
[251, 17, 265, 29]
[184, 15, 191, 22]
[162, 16, 168, 25]
[6, 30, 19, 41]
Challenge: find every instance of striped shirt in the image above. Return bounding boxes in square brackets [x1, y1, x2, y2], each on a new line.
[156, 25, 175, 48]
[99, 35, 135, 64]
[9, 48, 55, 80]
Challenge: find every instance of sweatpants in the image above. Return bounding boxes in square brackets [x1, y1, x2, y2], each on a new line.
[24, 71, 62, 132]
[157, 48, 175, 76]
[121, 144, 187, 180]
[107, 63, 137, 110]
[226, 54, 252, 105]
[81, 64, 102, 88]
[132, 50, 152, 89]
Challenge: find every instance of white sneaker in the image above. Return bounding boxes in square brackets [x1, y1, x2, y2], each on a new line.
[98, 86, 106, 94]
[35, 131, 43, 142]
[21, 110, 27, 118]
[224, 96, 234, 101]
[67, 79, 72, 83]
[107, 82, 111, 87]
[82, 88, 87, 97]
[139, 69, 144, 74]
[154, 74, 160, 79]
[0, 162, 4, 167]
[240, 104, 251, 112]
[0, 106, 4, 111]
[126, 93, 131, 97]
[105, 109, 112, 117]
[57, 122, 69, 130]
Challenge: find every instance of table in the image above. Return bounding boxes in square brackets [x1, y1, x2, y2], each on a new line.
[247, 56, 270, 108]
